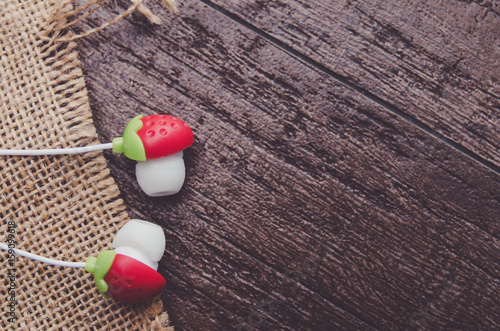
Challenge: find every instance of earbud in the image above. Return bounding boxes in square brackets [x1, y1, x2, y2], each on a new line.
[0, 114, 194, 197]
[0, 219, 167, 304]
[112, 114, 194, 197]
[85, 219, 167, 303]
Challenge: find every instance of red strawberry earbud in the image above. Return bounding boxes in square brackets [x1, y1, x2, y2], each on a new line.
[112, 114, 195, 197]
[85, 219, 167, 303]
[0, 114, 194, 197]
[0, 219, 167, 304]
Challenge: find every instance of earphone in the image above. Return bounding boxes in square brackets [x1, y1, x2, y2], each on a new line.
[0, 114, 195, 197]
[0, 114, 190, 302]
[0, 219, 167, 303]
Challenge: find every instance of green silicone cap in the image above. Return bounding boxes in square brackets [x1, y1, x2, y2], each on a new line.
[85, 250, 117, 297]
[112, 114, 147, 162]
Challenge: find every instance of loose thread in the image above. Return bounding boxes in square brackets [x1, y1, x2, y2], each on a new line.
[134, 0, 179, 23]
[41, 0, 178, 43]
[132, 0, 162, 25]
[50, 0, 77, 22]
[160, 0, 179, 14]
[58, 0, 108, 30]
[50, 0, 146, 42]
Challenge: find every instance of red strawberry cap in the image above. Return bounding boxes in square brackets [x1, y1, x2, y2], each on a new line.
[103, 254, 166, 303]
[137, 115, 194, 160]
[112, 114, 194, 161]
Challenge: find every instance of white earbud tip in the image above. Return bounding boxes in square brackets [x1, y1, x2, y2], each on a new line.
[135, 151, 186, 197]
[112, 219, 166, 262]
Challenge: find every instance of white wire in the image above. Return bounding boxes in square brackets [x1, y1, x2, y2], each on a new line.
[0, 242, 86, 268]
[0, 143, 113, 156]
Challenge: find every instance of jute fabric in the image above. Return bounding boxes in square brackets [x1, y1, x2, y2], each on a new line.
[0, 0, 172, 329]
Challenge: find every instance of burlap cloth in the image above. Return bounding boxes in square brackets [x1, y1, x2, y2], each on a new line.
[0, 0, 172, 329]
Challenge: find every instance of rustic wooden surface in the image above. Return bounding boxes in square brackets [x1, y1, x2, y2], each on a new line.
[207, 0, 500, 167]
[75, 0, 499, 330]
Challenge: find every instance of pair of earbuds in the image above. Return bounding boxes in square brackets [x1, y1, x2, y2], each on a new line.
[0, 114, 194, 303]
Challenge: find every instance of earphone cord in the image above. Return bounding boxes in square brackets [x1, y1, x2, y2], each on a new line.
[0, 143, 113, 156]
[0, 242, 86, 268]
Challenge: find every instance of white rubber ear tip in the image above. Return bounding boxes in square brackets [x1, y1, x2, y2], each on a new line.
[114, 246, 158, 271]
[112, 219, 166, 262]
[135, 151, 186, 197]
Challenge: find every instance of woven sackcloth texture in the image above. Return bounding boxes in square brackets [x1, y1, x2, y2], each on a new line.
[0, 0, 172, 329]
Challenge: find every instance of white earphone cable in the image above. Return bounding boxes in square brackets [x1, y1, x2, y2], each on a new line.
[0, 242, 86, 268]
[0, 143, 113, 156]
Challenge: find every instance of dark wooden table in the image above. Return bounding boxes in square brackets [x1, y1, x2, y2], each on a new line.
[76, 0, 499, 330]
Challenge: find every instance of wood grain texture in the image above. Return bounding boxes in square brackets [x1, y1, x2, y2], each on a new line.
[207, 0, 500, 168]
[75, 0, 499, 330]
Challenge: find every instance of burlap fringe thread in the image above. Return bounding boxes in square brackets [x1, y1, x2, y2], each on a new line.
[0, 0, 175, 329]
[47, 0, 178, 42]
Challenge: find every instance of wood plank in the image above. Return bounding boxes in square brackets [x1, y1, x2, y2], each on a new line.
[207, 0, 500, 168]
[75, 0, 499, 329]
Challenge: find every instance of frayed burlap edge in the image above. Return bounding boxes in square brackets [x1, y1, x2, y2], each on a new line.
[0, 0, 171, 329]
